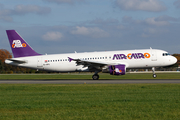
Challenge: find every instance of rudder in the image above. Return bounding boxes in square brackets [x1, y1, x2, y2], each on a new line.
[6, 30, 41, 58]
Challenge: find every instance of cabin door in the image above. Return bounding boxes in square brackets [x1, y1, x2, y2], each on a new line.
[151, 50, 157, 61]
[37, 57, 43, 67]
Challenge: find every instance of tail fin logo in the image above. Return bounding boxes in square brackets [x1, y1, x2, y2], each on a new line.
[12, 40, 26, 48]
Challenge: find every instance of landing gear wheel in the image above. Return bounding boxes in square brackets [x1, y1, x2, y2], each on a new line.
[153, 74, 157, 78]
[152, 67, 157, 78]
[92, 74, 99, 80]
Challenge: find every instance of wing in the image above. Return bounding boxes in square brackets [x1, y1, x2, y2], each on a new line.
[68, 57, 116, 72]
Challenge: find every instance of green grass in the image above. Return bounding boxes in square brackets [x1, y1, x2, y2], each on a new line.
[0, 84, 180, 119]
[0, 73, 180, 80]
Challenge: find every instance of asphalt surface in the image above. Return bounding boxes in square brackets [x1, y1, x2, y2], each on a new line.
[0, 79, 180, 84]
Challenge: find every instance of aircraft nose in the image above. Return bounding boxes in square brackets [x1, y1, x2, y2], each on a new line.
[171, 56, 177, 64]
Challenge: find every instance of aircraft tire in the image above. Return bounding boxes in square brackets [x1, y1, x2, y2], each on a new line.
[153, 74, 157, 78]
[92, 74, 99, 80]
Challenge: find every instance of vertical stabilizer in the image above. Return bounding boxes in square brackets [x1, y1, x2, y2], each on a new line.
[6, 30, 41, 58]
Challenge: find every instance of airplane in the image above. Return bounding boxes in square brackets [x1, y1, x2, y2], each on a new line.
[5, 30, 177, 80]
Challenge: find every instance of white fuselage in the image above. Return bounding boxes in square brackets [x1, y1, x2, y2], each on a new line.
[5, 49, 177, 72]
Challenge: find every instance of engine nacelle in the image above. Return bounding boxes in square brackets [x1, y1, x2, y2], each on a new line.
[109, 65, 126, 75]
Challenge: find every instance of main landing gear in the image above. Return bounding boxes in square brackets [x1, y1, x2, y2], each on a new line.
[152, 67, 157, 78]
[92, 74, 99, 80]
[92, 71, 100, 80]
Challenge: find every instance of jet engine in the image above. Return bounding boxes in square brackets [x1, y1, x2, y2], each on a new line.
[109, 65, 126, 75]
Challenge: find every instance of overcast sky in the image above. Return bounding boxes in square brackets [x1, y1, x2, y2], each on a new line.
[0, 0, 180, 55]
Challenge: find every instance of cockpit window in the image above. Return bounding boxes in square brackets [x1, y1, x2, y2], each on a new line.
[162, 53, 170, 56]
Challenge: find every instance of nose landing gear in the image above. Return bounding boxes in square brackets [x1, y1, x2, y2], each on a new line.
[152, 67, 157, 78]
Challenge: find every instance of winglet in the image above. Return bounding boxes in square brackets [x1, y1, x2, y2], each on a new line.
[6, 30, 41, 58]
[68, 57, 74, 62]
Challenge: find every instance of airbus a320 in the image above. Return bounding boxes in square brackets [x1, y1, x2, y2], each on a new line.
[5, 30, 177, 80]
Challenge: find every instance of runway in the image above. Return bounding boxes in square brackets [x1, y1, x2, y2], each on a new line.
[0, 79, 180, 84]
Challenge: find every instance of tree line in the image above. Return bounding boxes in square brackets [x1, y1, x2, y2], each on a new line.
[0, 49, 180, 74]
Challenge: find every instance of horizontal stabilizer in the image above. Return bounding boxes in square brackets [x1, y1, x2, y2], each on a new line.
[5, 58, 26, 64]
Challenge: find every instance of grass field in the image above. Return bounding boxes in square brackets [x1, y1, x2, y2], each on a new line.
[0, 73, 180, 80]
[0, 84, 180, 120]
